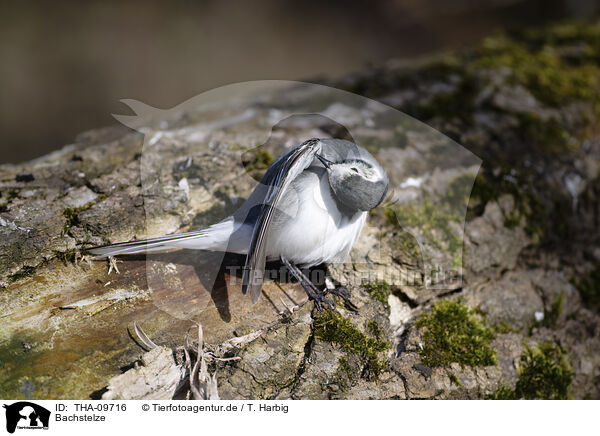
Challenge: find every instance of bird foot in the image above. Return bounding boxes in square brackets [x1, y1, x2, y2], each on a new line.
[107, 256, 122, 275]
[305, 286, 337, 312]
[280, 257, 358, 312]
[328, 285, 359, 312]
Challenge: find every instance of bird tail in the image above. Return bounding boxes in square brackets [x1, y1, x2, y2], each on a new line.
[85, 218, 237, 257]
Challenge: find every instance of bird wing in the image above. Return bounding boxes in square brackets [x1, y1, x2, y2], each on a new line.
[242, 139, 322, 302]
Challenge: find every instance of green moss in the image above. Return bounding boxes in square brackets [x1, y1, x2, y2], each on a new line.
[522, 21, 600, 56]
[513, 192, 544, 238]
[491, 321, 518, 334]
[445, 173, 476, 211]
[406, 23, 600, 152]
[3, 266, 36, 289]
[242, 147, 275, 173]
[488, 384, 518, 400]
[571, 265, 600, 311]
[406, 22, 600, 152]
[462, 32, 598, 238]
[0, 188, 19, 212]
[385, 227, 423, 266]
[63, 207, 80, 228]
[53, 248, 78, 265]
[415, 298, 497, 368]
[62, 194, 107, 232]
[344, 21, 600, 154]
[314, 311, 390, 380]
[334, 357, 354, 390]
[467, 173, 496, 219]
[446, 371, 462, 387]
[468, 170, 547, 242]
[254, 148, 274, 168]
[491, 341, 573, 399]
[474, 32, 600, 108]
[546, 290, 565, 326]
[415, 77, 478, 124]
[0, 329, 114, 399]
[513, 112, 574, 153]
[471, 26, 600, 152]
[517, 342, 573, 399]
[2, 188, 20, 201]
[367, 319, 384, 339]
[363, 280, 391, 305]
[384, 197, 462, 257]
[0, 333, 40, 399]
[502, 209, 522, 228]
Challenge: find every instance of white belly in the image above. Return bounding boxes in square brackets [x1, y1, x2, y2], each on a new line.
[266, 167, 367, 266]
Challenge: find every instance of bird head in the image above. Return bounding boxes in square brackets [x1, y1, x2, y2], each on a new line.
[317, 139, 389, 212]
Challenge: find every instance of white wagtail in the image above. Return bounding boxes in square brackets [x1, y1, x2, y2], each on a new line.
[87, 138, 389, 309]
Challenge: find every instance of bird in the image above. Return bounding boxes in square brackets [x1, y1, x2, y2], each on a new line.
[86, 138, 389, 309]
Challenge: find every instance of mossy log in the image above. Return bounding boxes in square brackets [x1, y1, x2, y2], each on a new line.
[1, 21, 600, 399]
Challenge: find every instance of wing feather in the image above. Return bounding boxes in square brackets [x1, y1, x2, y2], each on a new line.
[242, 139, 321, 302]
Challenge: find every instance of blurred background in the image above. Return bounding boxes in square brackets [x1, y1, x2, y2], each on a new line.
[0, 0, 598, 164]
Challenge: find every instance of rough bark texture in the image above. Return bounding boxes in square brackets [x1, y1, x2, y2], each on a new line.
[1, 21, 599, 399]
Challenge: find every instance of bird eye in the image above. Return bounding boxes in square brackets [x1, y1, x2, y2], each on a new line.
[350, 167, 359, 173]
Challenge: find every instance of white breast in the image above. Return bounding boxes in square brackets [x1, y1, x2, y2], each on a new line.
[266, 167, 367, 267]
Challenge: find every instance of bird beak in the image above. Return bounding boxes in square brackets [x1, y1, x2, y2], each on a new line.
[316, 154, 333, 169]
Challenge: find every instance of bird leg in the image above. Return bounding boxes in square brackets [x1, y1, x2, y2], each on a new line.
[280, 256, 335, 311]
[325, 267, 359, 312]
[107, 256, 122, 275]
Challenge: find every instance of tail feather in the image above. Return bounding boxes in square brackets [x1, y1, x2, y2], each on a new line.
[85, 219, 237, 257]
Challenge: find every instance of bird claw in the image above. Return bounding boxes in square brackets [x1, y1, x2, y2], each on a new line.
[280, 256, 357, 313]
[328, 286, 359, 312]
[74, 251, 93, 268]
[295, 278, 335, 312]
[280, 256, 334, 312]
[107, 256, 122, 275]
[310, 290, 337, 312]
